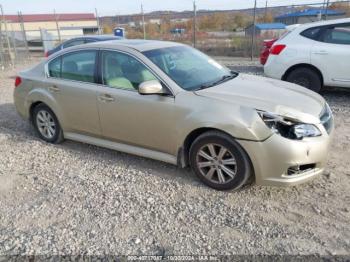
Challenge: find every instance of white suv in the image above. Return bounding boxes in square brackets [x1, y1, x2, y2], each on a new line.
[264, 18, 350, 92]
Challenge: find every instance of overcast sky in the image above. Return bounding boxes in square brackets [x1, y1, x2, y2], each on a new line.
[0, 0, 330, 16]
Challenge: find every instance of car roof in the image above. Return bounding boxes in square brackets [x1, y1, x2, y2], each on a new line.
[65, 35, 123, 41]
[297, 18, 350, 29]
[84, 39, 184, 52]
[84, 35, 123, 40]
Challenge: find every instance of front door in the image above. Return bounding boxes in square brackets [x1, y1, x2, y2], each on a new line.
[96, 50, 177, 155]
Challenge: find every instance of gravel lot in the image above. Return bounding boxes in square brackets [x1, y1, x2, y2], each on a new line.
[0, 58, 349, 257]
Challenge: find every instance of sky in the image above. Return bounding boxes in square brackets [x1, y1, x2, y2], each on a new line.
[0, 0, 334, 16]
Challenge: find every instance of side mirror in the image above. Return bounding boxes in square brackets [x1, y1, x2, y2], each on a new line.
[138, 80, 164, 95]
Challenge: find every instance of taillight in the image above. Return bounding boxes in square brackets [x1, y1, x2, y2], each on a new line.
[14, 76, 22, 88]
[270, 44, 286, 55]
[263, 38, 277, 48]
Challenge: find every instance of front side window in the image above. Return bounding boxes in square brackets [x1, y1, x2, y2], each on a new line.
[143, 46, 234, 91]
[61, 51, 96, 83]
[101, 51, 157, 91]
[321, 24, 350, 45]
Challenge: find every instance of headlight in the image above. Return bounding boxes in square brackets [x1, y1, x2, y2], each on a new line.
[258, 111, 321, 140]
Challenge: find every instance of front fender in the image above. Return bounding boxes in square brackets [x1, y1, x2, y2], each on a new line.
[174, 93, 272, 151]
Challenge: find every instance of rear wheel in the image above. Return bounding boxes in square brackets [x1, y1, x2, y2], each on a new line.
[189, 131, 253, 191]
[285, 67, 322, 93]
[32, 104, 64, 144]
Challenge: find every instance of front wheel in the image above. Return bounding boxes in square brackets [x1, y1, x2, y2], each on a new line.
[189, 131, 253, 191]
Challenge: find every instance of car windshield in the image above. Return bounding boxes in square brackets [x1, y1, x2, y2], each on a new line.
[143, 46, 237, 91]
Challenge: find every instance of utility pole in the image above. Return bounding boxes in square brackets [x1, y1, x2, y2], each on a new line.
[10, 23, 17, 61]
[250, 0, 257, 61]
[141, 4, 146, 39]
[53, 9, 61, 42]
[18, 11, 29, 54]
[193, 0, 197, 48]
[325, 0, 330, 20]
[0, 14, 4, 68]
[95, 8, 101, 35]
[0, 4, 14, 66]
[264, 0, 268, 22]
[322, 0, 326, 20]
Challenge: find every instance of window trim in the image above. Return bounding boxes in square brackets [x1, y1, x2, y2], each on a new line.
[45, 48, 99, 85]
[97, 48, 175, 96]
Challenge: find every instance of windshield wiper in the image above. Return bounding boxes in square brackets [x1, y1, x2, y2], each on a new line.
[195, 72, 239, 91]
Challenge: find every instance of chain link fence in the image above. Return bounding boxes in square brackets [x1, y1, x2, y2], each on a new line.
[1, 0, 350, 71]
[0, 19, 33, 71]
[105, 0, 350, 58]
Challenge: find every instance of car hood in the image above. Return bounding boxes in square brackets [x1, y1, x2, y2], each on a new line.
[194, 74, 325, 124]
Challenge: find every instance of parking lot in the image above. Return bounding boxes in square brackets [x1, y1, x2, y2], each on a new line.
[0, 59, 349, 256]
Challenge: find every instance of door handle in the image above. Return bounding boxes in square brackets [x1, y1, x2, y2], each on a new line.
[98, 94, 115, 102]
[48, 85, 60, 92]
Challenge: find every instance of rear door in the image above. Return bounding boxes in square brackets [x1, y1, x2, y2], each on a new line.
[46, 49, 101, 135]
[310, 23, 350, 87]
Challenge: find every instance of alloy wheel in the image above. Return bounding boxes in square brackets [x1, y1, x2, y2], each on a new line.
[196, 143, 237, 184]
[36, 110, 56, 139]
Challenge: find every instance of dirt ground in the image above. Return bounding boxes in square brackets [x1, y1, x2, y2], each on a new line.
[0, 59, 349, 257]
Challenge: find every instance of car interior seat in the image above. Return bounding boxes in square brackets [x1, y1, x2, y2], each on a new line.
[104, 56, 134, 90]
[121, 60, 156, 88]
[62, 61, 80, 81]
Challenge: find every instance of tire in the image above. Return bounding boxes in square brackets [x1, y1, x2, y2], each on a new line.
[32, 104, 64, 144]
[189, 131, 253, 191]
[285, 67, 322, 93]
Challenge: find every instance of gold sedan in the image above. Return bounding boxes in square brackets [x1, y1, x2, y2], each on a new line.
[13, 40, 334, 190]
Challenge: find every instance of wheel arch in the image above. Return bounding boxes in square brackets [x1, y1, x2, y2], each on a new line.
[26, 88, 63, 126]
[282, 63, 324, 86]
[29, 101, 44, 122]
[177, 127, 254, 171]
[28, 100, 62, 129]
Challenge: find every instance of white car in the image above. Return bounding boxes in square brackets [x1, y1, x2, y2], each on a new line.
[264, 18, 350, 92]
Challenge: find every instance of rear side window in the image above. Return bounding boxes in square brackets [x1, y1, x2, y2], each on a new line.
[61, 51, 96, 83]
[321, 25, 350, 45]
[47, 50, 97, 83]
[48, 57, 61, 78]
[300, 27, 322, 40]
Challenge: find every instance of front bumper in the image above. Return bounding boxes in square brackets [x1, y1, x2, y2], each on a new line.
[238, 128, 333, 186]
